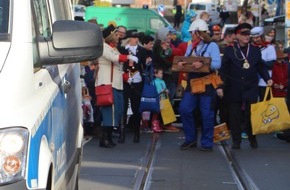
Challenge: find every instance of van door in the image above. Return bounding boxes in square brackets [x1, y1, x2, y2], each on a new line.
[29, 0, 83, 189]
[0, 0, 101, 189]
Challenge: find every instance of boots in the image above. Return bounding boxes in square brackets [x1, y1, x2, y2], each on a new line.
[99, 127, 114, 148]
[117, 124, 126, 143]
[107, 127, 117, 147]
[249, 135, 258, 149]
[152, 120, 162, 133]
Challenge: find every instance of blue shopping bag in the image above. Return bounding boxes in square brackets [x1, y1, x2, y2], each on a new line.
[139, 65, 160, 113]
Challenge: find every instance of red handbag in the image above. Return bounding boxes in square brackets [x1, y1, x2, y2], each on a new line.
[95, 62, 114, 106]
[95, 84, 113, 106]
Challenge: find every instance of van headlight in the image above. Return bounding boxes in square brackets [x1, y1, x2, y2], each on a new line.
[0, 128, 29, 184]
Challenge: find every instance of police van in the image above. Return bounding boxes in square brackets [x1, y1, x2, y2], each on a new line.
[0, 0, 102, 189]
[187, 2, 220, 25]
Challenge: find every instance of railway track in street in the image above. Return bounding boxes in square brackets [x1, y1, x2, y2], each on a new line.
[79, 131, 290, 190]
[134, 133, 260, 190]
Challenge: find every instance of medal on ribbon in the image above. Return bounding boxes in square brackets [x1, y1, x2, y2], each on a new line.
[237, 43, 250, 69]
[243, 59, 250, 69]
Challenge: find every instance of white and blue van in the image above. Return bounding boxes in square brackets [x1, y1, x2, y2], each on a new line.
[0, 0, 103, 189]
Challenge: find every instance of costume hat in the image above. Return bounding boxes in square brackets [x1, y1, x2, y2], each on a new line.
[102, 24, 116, 39]
[251, 26, 264, 37]
[234, 23, 252, 34]
[125, 29, 139, 38]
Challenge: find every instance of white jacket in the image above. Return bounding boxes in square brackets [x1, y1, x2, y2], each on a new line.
[95, 43, 124, 90]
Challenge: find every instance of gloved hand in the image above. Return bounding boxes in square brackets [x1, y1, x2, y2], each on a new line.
[128, 55, 139, 63]
[127, 77, 133, 84]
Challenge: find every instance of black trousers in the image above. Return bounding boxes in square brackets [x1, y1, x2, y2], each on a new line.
[123, 82, 143, 132]
[228, 102, 255, 145]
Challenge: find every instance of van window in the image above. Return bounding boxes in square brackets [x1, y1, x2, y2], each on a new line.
[0, 0, 9, 41]
[32, 0, 51, 37]
[189, 4, 206, 11]
[150, 18, 165, 30]
[32, 0, 51, 68]
[74, 6, 85, 13]
[31, 15, 40, 69]
[52, 0, 71, 20]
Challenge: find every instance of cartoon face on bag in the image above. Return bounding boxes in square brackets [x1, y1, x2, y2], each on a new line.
[261, 104, 279, 124]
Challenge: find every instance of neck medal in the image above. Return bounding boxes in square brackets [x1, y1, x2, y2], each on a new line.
[243, 59, 250, 69]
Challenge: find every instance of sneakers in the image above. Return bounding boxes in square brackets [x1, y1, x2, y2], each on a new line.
[180, 141, 197, 150]
[140, 127, 153, 134]
[163, 125, 180, 133]
[241, 132, 248, 139]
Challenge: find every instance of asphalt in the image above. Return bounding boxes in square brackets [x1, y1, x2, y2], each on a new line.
[79, 129, 290, 190]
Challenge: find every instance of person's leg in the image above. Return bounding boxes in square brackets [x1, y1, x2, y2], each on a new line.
[199, 95, 215, 149]
[243, 102, 257, 148]
[165, 80, 177, 105]
[179, 91, 197, 149]
[99, 127, 114, 148]
[228, 103, 242, 149]
[131, 83, 142, 142]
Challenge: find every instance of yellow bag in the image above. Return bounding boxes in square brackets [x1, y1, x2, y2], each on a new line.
[213, 123, 230, 143]
[251, 87, 290, 135]
[160, 97, 177, 125]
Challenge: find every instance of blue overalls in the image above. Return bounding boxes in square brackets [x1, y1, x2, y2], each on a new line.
[179, 41, 221, 148]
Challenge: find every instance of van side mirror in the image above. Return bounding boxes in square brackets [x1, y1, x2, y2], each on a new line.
[38, 20, 103, 66]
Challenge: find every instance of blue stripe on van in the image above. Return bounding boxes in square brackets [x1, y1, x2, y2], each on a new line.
[27, 65, 81, 188]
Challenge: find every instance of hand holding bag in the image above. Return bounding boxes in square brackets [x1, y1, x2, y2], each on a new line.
[251, 87, 290, 135]
[95, 62, 114, 106]
[160, 94, 177, 125]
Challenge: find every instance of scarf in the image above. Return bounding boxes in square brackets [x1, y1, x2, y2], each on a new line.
[185, 39, 201, 56]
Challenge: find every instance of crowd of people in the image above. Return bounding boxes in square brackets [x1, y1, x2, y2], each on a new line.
[79, 6, 289, 150]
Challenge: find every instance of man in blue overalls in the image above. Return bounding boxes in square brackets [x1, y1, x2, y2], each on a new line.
[176, 19, 221, 151]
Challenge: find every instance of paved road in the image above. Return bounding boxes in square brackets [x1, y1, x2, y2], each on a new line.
[79, 130, 290, 190]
